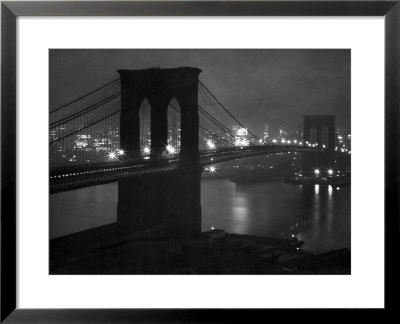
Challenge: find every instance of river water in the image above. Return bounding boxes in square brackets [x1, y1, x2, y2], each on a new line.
[50, 179, 350, 252]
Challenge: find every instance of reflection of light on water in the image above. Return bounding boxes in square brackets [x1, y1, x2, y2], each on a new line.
[230, 195, 250, 234]
[232, 206, 248, 220]
[200, 179, 350, 252]
[327, 186, 333, 231]
[311, 184, 321, 236]
[231, 196, 249, 220]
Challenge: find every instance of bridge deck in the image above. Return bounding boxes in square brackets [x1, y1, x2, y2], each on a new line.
[50, 145, 322, 194]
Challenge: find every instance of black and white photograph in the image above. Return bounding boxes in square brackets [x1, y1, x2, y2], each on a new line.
[49, 49, 351, 275]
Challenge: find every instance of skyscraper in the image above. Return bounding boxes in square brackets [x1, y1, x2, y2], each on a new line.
[263, 123, 270, 141]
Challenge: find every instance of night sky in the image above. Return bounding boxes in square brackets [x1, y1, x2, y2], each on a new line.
[50, 49, 350, 136]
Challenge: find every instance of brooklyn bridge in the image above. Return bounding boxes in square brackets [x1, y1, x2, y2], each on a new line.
[50, 67, 348, 240]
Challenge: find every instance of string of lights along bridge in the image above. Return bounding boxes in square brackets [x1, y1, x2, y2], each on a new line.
[49, 71, 351, 193]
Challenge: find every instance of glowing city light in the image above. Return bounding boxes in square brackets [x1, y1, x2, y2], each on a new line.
[237, 128, 248, 136]
[327, 169, 334, 176]
[281, 139, 286, 144]
[108, 152, 117, 160]
[207, 140, 216, 149]
[143, 147, 150, 154]
[235, 138, 249, 147]
[314, 169, 320, 176]
[209, 166, 216, 173]
[166, 145, 176, 154]
[117, 149, 125, 156]
[272, 139, 277, 143]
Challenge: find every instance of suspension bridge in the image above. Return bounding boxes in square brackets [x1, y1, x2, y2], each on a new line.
[50, 67, 339, 196]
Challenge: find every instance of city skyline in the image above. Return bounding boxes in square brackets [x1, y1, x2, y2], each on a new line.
[49, 120, 351, 168]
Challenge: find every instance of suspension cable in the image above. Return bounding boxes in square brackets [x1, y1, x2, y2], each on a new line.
[198, 80, 260, 140]
[50, 77, 120, 114]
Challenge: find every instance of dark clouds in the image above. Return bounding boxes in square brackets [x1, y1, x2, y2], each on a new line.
[50, 49, 350, 135]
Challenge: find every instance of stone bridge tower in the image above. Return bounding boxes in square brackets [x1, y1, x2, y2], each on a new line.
[303, 115, 335, 151]
[302, 115, 336, 175]
[117, 67, 202, 236]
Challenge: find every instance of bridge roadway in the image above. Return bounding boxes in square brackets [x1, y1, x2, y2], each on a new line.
[50, 145, 321, 194]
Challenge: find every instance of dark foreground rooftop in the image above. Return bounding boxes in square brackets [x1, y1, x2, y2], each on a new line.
[50, 229, 350, 275]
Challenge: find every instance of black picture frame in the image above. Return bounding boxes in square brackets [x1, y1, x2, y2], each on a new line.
[1, 1, 399, 322]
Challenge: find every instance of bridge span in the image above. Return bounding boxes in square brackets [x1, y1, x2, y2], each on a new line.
[50, 145, 320, 194]
[49, 67, 345, 236]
